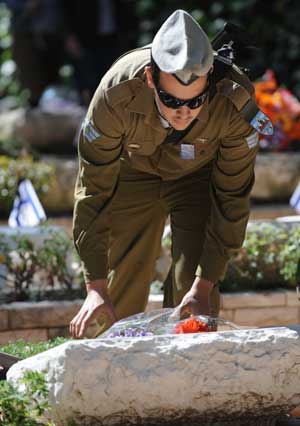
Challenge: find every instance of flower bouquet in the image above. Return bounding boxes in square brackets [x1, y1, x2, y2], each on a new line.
[255, 70, 300, 151]
[101, 308, 240, 338]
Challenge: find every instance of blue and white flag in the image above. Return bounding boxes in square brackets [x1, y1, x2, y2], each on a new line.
[8, 179, 47, 227]
[290, 182, 300, 214]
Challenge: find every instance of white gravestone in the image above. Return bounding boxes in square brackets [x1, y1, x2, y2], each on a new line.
[7, 326, 300, 426]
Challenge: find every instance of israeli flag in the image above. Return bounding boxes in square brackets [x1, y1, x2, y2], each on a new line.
[290, 182, 300, 214]
[8, 179, 47, 227]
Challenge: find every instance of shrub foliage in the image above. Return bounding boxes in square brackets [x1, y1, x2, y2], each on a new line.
[221, 222, 300, 291]
[0, 227, 84, 303]
[0, 370, 54, 426]
[0, 156, 54, 210]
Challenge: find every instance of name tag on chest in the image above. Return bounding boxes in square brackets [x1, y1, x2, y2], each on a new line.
[180, 143, 195, 160]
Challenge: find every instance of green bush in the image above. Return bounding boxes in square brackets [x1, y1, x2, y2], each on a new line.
[0, 337, 69, 359]
[0, 226, 84, 303]
[0, 5, 18, 99]
[221, 222, 300, 292]
[0, 156, 54, 210]
[0, 338, 70, 426]
[0, 370, 54, 426]
[161, 221, 300, 292]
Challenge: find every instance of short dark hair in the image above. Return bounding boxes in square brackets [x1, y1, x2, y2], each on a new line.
[150, 55, 160, 86]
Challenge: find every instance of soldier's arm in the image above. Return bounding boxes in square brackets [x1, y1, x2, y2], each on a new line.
[197, 108, 259, 284]
[70, 89, 124, 338]
[73, 89, 124, 283]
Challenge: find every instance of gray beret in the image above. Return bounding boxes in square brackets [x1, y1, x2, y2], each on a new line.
[152, 9, 214, 85]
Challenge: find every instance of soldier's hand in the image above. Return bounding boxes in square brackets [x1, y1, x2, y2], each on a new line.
[178, 277, 214, 319]
[69, 279, 117, 339]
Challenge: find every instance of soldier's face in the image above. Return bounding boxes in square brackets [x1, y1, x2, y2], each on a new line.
[146, 68, 208, 130]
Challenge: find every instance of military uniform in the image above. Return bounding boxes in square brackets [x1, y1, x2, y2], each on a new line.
[73, 11, 264, 330]
[72, 34, 260, 323]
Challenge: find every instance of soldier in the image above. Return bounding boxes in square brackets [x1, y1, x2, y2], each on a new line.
[70, 10, 262, 338]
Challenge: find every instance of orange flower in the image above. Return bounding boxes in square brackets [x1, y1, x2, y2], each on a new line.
[254, 69, 300, 149]
[175, 318, 209, 334]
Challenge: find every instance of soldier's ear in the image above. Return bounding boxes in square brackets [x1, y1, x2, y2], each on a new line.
[145, 66, 155, 89]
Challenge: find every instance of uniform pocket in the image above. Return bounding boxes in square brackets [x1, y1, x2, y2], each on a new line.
[193, 136, 220, 158]
[124, 115, 166, 156]
[179, 141, 212, 160]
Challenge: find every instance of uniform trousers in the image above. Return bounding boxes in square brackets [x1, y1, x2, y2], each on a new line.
[107, 159, 220, 322]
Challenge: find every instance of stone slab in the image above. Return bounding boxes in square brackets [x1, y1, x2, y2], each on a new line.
[234, 307, 299, 326]
[218, 309, 235, 322]
[0, 310, 8, 331]
[286, 291, 300, 307]
[249, 204, 296, 221]
[40, 155, 79, 213]
[7, 327, 300, 426]
[0, 328, 48, 345]
[221, 291, 286, 310]
[6, 300, 83, 329]
[252, 153, 300, 200]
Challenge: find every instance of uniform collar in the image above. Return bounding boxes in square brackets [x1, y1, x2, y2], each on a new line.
[154, 96, 171, 128]
[195, 97, 209, 123]
[127, 81, 154, 115]
[127, 83, 167, 132]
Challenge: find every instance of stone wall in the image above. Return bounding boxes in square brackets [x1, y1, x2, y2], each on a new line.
[0, 300, 88, 344]
[220, 290, 300, 326]
[1, 290, 300, 344]
[149, 291, 300, 327]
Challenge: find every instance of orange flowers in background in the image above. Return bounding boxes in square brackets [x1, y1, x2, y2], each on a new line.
[255, 70, 300, 151]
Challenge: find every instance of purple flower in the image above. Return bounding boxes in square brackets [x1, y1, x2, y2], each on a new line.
[107, 327, 154, 338]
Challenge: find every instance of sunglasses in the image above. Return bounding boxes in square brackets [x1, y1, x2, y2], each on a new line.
[156, 85, 209, 110]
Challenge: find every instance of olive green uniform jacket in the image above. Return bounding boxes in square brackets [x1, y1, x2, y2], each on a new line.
[73, 46, 259, 286]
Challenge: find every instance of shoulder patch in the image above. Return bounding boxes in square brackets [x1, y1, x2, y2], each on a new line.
[245, 132, 259, 149]
[82, 117, 101, 143]
[250, 110, 274, 135]
[219, 79, 274, 136]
